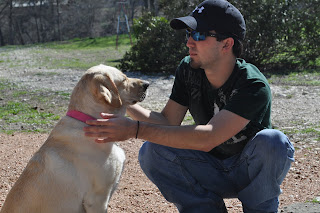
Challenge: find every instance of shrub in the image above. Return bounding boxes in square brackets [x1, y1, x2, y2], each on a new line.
[118, 13, 187, 73]
[119, 1, 319, 73]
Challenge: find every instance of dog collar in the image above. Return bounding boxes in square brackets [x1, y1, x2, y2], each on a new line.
[66, 110, 96, 123]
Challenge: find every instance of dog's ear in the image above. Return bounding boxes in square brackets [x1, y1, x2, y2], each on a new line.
[92, 74, 122, 108]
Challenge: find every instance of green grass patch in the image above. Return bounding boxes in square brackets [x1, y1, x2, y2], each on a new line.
[279, 123, 320, 141]
[0, 34, 133, 70]
[307, 197, 320, 204]
[0, 101, 60, 123]
[301, 127, 319, 134]
[267, 69, 320, 86]
[55, 91, 70, 98]
[40, 35, 135, 50]
[13, 91, 28, 97]
[0, 79, 69, 133]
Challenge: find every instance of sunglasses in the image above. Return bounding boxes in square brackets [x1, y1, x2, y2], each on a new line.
[186, 30, 224, 41]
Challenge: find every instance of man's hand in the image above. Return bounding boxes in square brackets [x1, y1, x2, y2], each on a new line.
[83, 113, 137, 143]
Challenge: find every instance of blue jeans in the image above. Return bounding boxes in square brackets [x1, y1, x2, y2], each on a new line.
[138, 129, 294, 213]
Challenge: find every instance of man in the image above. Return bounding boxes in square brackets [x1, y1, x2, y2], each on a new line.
[84, 0, 294, 212]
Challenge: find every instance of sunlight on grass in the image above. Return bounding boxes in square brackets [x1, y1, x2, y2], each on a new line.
[267, 69, 320, 86]
[0, 34, 133, 70]
[0, 101, 60, 124]
[41, 35, 134, 50]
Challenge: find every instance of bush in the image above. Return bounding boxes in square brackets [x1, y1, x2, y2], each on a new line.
[118, 13, 187, 73]
[120, 0, 319, 73]
[230, 0, 319, 69]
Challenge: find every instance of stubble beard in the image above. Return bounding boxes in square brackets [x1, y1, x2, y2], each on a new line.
[190, 57, 202, 69]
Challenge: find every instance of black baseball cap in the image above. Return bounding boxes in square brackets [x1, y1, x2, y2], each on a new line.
[170, 0, 246, 41]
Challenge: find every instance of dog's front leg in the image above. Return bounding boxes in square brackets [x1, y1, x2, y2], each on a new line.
[83, 191, 111, 213]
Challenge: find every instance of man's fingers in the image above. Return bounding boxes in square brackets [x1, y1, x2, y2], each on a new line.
[85, 131, 109, 137]
[83, 124, 111, 134]
[86, 119, 109, 126]
[95, 138, 114, 143]
[100, 113, 117, 119]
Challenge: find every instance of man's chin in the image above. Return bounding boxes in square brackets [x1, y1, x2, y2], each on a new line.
[190, 58, 201, 69]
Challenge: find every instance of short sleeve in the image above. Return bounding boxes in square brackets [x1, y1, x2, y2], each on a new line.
[169, 62, 189, 106]
[224, 81, 271, 123]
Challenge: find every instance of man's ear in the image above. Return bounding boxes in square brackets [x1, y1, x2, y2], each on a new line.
[222, 37, 234, 52]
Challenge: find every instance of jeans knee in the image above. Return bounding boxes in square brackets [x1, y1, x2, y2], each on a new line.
[251, 129, 294, 159]
[244, 129, 294, 184]
[138, 141, 154, 174]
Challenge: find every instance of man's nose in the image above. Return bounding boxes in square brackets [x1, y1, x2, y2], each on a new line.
[186, 36, 196, 48]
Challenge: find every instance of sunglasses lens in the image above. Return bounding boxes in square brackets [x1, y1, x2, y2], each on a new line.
[186, 31, 206, 41]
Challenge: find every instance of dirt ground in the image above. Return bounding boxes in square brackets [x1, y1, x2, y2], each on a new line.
[0, 47, 320, 212]
[0, 133, 319, 212]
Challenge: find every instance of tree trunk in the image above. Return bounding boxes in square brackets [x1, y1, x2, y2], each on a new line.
[8, 0, 14, 45]
[56, 0, 61, 41]
[15, 19, 25, 45]
[0, 26, 5, 46]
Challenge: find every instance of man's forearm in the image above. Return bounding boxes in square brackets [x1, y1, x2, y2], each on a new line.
[136, 109, 250, 152]
[126, 104, 170, 125]
[137, 121, 218, 152]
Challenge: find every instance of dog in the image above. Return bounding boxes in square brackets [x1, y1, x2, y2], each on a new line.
[1, 64, 149, 213]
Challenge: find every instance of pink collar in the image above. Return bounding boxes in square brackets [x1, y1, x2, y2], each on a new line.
[66, 110, 96, 123]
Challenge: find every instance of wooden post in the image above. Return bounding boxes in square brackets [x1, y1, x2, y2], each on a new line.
[115, 1, 132, 49]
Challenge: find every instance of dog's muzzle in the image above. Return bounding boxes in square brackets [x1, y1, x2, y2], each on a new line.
[139, 81, 149, 102]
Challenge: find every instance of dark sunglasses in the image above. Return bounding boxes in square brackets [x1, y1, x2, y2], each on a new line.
[186, 30, 224, 41]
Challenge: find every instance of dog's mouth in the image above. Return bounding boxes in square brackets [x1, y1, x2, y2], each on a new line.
[130, 91, 147, 105]
[139, 91, 147, 102]
[124, 80, 149, 105]
[137, 81, 149, 103]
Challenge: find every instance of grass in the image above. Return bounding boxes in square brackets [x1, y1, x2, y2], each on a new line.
[0, 34, 133, 70]
[266, 69, 320, 86]
[1, 101, 59, 123]
[307, 197, 320, 204]
[41, 35, 135, 49]
[0, 80, 69, 133]
[32, 35, 134, 70]
[278, 122, 320, 142]
[182, 114, 195, 125]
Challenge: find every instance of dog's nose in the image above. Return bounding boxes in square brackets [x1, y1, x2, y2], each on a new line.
[143, 81, 150, 90]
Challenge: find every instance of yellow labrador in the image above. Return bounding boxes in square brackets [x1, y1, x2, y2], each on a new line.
[1, 65, 149, 213]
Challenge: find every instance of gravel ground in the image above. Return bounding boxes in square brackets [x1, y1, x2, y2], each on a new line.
[0, 47, 319, 212]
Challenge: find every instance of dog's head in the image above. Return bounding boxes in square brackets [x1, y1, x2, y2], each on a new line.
[68, 65, 149, 117]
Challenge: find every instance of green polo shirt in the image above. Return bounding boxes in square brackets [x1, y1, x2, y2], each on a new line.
[170, 56, 272, 159]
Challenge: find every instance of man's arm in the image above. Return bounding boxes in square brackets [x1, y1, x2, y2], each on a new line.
[126, 99, 188, 126]
[84, 99, 249, 152]
[136, 109, 249, 152]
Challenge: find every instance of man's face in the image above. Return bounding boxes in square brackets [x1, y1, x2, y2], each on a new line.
[186, 30, 224, 70]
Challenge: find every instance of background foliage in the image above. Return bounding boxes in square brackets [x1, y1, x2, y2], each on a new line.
[118, 13, 187, 73]
[121, 0, 320, 73]
[230, 0, 320, 69]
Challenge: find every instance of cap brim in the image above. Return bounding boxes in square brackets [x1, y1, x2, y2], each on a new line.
[170, 16, 197, 30]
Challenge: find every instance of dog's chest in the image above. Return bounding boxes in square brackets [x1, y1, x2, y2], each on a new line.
[43, 142, 125, 188]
